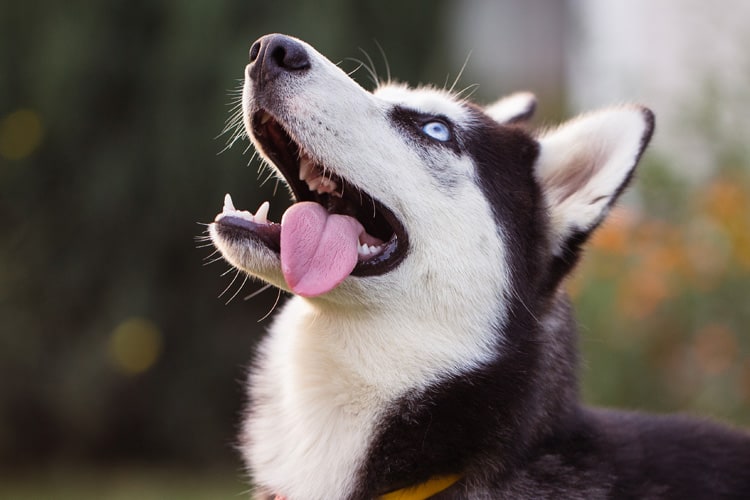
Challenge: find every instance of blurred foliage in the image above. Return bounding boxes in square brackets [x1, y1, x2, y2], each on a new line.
[0, 0, 450, 470]
[0, 467, 244, 499]
[573, 160, 750, 425]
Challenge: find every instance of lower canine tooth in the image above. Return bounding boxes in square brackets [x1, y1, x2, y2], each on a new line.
[254, 201, 270, 224]
[223, 193, 236, 212]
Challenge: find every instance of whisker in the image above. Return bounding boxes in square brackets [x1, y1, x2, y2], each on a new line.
[218, 269, 241, 298]
[258, 288, 283, 322]
[448, 50, 473, 95]
[359, 48, 379, 85]
[373, 39, 391, 84]
[203, 255, 225, 266]
[259, 170, 276, 188]
[225, 273, 249, 305]
[346, 52, 378, 87]
[201, 248, 220, 259]
[245, 148, 258, 165]
[346, 61, 365, 77]
[512, 288, 541, 326]
[455, 83, 480, 101]
[244, 283, 273, 301]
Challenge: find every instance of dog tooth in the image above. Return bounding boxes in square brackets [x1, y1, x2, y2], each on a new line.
[299, 157, 313, 180]
[307, 176, 323, 191]
[223, 193, 236, 213]
[254, 201, 270, 224]
[316, 179, 333, 193]
[260, 112, 271, 124]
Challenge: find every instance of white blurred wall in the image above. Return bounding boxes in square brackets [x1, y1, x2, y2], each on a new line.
[451, 0, 750, 179]
[569, 0, 750, 179]
[448, 0, 566, 105]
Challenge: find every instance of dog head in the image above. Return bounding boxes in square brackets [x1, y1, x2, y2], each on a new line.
[210, 34, 653, 318]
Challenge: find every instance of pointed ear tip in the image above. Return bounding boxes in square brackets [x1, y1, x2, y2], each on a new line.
[621, 105, 655, 144]
[622, 105, 655, 128]
[509, 91, 537, 110]
[487, 91, 537, 110]
[511, 90, 536, 99]
[593, 105, 656, 139]
[485, 91, 538, 124]
[639, 105, 656, 133]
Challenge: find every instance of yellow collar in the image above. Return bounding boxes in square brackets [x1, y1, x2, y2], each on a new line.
[379, 474, 461, 500]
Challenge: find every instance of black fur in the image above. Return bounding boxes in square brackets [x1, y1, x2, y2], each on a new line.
[353, 110, 750, 499]
[233, 35, 750, 499]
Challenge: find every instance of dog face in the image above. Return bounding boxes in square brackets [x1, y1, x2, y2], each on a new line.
[211, 35, 534, 323]
[210, 32, 653, 327]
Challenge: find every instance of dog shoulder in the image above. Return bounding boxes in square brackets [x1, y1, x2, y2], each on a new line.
[586, 408, 750, 498]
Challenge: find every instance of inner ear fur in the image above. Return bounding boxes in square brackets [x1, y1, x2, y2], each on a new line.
[535, 106, 654, 285]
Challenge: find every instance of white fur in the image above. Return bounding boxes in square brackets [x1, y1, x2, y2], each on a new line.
[211, 36, 651, 499]
[484, 91, 536, 123]
[212, 36, 513, 499]
[374, 84, 474, 124]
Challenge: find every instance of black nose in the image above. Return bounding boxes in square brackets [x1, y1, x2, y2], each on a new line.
[248, 34, 311, 83]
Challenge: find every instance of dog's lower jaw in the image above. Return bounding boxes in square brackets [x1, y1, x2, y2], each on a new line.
[208, 222, 288, 289]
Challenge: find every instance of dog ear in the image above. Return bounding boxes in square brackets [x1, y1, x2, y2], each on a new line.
[485, 92, 536, 124]
[536, 106, 654, 267]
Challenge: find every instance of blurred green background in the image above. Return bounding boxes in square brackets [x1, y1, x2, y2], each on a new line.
[1, 0, 748, 497]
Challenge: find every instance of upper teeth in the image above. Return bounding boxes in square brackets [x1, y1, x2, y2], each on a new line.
[299, 153, 342, 197]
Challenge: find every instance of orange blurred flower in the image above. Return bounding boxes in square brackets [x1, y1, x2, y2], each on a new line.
[691, 323, 738, 377]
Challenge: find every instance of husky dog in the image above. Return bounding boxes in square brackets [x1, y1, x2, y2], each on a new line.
[209, 34, 750, 499]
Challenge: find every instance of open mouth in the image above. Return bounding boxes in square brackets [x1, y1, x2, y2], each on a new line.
[214, 109, 409, 295]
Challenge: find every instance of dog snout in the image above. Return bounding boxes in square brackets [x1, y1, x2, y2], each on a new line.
[248, 34, 311, 84]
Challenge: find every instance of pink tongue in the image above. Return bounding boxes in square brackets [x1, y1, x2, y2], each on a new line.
[280, 202, 363, 297]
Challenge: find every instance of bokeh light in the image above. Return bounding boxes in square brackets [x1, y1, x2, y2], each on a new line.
[109, 317, 163, 376]
[0, 109, 44, 161]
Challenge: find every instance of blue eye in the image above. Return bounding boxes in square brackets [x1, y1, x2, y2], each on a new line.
[421, 121, 451, 142]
